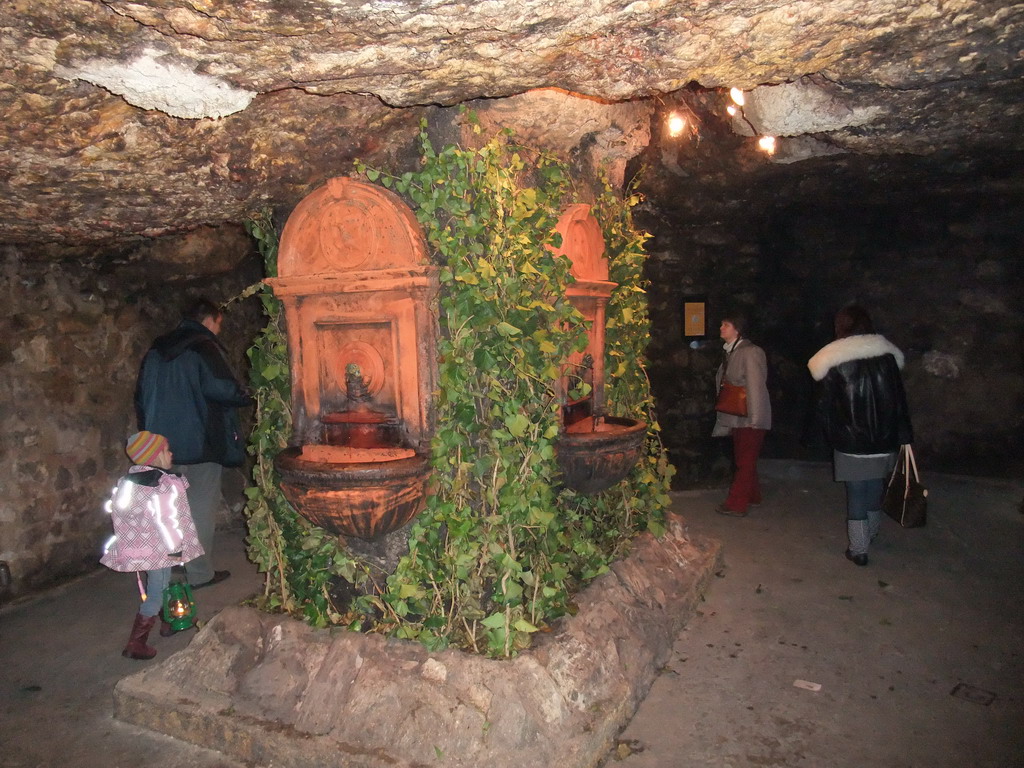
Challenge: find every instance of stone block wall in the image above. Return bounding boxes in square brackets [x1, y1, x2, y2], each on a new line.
[0, 233, 262, 599]
[1, 253, 141, 593]
[639, 180, 1024, 484]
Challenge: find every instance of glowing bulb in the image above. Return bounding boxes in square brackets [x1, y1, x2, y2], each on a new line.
[667, 113, 686, 137]
[726, 105, 738, 117]
[758, 135, 777, 154]
[729, 87, 745, 106]
[170, 598, 188, 617]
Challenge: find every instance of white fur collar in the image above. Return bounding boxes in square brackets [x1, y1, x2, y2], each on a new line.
[807, 334, 904, 381]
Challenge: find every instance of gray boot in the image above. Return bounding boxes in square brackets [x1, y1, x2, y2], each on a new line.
[846, 519, 870, 566]
[867, 509, 882, 541]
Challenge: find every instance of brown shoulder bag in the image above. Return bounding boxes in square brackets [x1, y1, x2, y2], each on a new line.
[715, 381, 748, 417]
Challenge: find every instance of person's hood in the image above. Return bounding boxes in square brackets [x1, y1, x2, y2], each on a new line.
[151, 319, 216, 361]
[807, 334, 904, 381]
[124, 466, 165, 487]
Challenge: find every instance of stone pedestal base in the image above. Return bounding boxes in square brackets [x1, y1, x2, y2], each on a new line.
[114, 514, 721, 768]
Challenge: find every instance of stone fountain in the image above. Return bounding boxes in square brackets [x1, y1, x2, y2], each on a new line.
[552, 204, 647, 494]
[267, 176, 437, 539]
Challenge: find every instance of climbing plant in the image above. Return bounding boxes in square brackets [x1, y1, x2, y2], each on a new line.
[584, 174, 675, 539]
[242, 211, 366, 627]
[241, 120, 672, 655]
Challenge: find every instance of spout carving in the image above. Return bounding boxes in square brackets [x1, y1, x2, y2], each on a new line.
[345, 363, 373, 409]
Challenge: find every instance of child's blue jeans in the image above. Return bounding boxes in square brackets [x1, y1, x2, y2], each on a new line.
[141, 567, 171, 618]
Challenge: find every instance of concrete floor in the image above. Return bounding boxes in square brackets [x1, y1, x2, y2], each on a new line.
[608, 461, 1024, 768]
[2, 460, 1022, 768]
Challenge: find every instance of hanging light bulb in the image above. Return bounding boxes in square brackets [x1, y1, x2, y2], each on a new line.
[729, 87, 745, 106]
[667, 112, 686, 137]
[758, 135, 777, 154]
[726, 105, 738, 117]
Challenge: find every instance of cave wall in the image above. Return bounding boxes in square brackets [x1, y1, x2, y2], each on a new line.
[0, 97, 652, 600]
[0, 231, 263, 598]
[641, 167, 1024, 486]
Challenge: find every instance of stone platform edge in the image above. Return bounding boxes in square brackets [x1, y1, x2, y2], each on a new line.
[113, 513, 722, 768]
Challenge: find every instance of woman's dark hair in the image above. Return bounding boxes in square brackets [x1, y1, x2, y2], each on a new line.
[183, 298, 222, 324]
[834, 305, 874, 339]
[720, 312, 749, 337]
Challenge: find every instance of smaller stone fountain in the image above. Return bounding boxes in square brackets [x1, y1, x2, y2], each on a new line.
[267, 177, 437, 539]
[551, 204, 647, 494]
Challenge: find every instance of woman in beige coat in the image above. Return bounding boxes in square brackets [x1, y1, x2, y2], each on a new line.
[712, 313, 771, 516]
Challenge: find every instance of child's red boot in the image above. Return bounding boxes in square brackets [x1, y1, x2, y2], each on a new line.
[122, 613, 158, 660]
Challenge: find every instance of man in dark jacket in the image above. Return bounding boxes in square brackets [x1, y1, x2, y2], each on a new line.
[135, 298, 251, 589]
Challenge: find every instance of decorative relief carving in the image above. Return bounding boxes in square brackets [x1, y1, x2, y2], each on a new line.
[267, 176, 439, 538]
[318, 199, 377, 271]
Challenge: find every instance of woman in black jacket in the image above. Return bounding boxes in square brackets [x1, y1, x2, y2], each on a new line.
[807, 305, 913, 566]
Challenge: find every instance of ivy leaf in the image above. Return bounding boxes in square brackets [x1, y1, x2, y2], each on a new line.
[513, 618, 539, 633]
[495, 321, 521, 337]
[504, 414, 530, 437]
[542, 364, 561, 380]
[477, 258, 497, 279]
[502, 580, 524, 602]
[529, 507, 556, 526]
[480, 612, 506, 629]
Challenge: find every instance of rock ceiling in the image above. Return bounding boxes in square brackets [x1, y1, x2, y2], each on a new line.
[2, 0, 1022, 249]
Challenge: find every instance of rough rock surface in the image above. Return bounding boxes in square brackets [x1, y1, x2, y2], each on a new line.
[1, 0, 1022, 245]
[113, 514, 722, 768]
[0, 242, 262, 591]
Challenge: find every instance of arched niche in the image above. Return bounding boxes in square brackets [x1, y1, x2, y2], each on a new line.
[550, 202, 610, 283]
[268, 176, 438, 457]
[277, 176, 428, 276]
[549, 204, 616, 420]
[550, 204, 647, 495]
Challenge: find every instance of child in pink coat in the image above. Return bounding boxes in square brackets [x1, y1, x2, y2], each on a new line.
[101, 431, 204, 660]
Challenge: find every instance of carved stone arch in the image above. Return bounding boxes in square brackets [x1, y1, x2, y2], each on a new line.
[549, 203, 608, 282]
[278, 176, 428, 276]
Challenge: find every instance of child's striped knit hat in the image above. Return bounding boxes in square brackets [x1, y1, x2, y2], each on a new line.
[125, 431, 168, 465]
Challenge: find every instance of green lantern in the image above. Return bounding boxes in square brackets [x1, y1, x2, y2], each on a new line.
[161, 581, 197, 631]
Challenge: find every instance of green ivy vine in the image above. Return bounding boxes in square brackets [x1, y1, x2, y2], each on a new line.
[242, 211, 368, 627]
[241, 120, 673, 655]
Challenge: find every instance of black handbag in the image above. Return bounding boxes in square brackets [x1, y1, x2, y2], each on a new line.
[883, 445, 927, 528]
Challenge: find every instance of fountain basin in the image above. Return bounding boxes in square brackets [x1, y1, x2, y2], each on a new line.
[322, 410, 402, 449]
[276, 446, 431, 539]
[555, 416, 647, 494]
[562, 396, 593, 428]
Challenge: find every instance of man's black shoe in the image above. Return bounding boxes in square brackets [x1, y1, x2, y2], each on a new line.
[844, 550, 868, 567]
[191, 570, 231, 589]
[160, 619, 194, 637]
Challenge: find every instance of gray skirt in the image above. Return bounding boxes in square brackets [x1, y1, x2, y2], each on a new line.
[833, 450, 896, 482]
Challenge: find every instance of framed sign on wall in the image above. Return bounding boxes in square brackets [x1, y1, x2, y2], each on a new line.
[682, 296, 708, 339]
